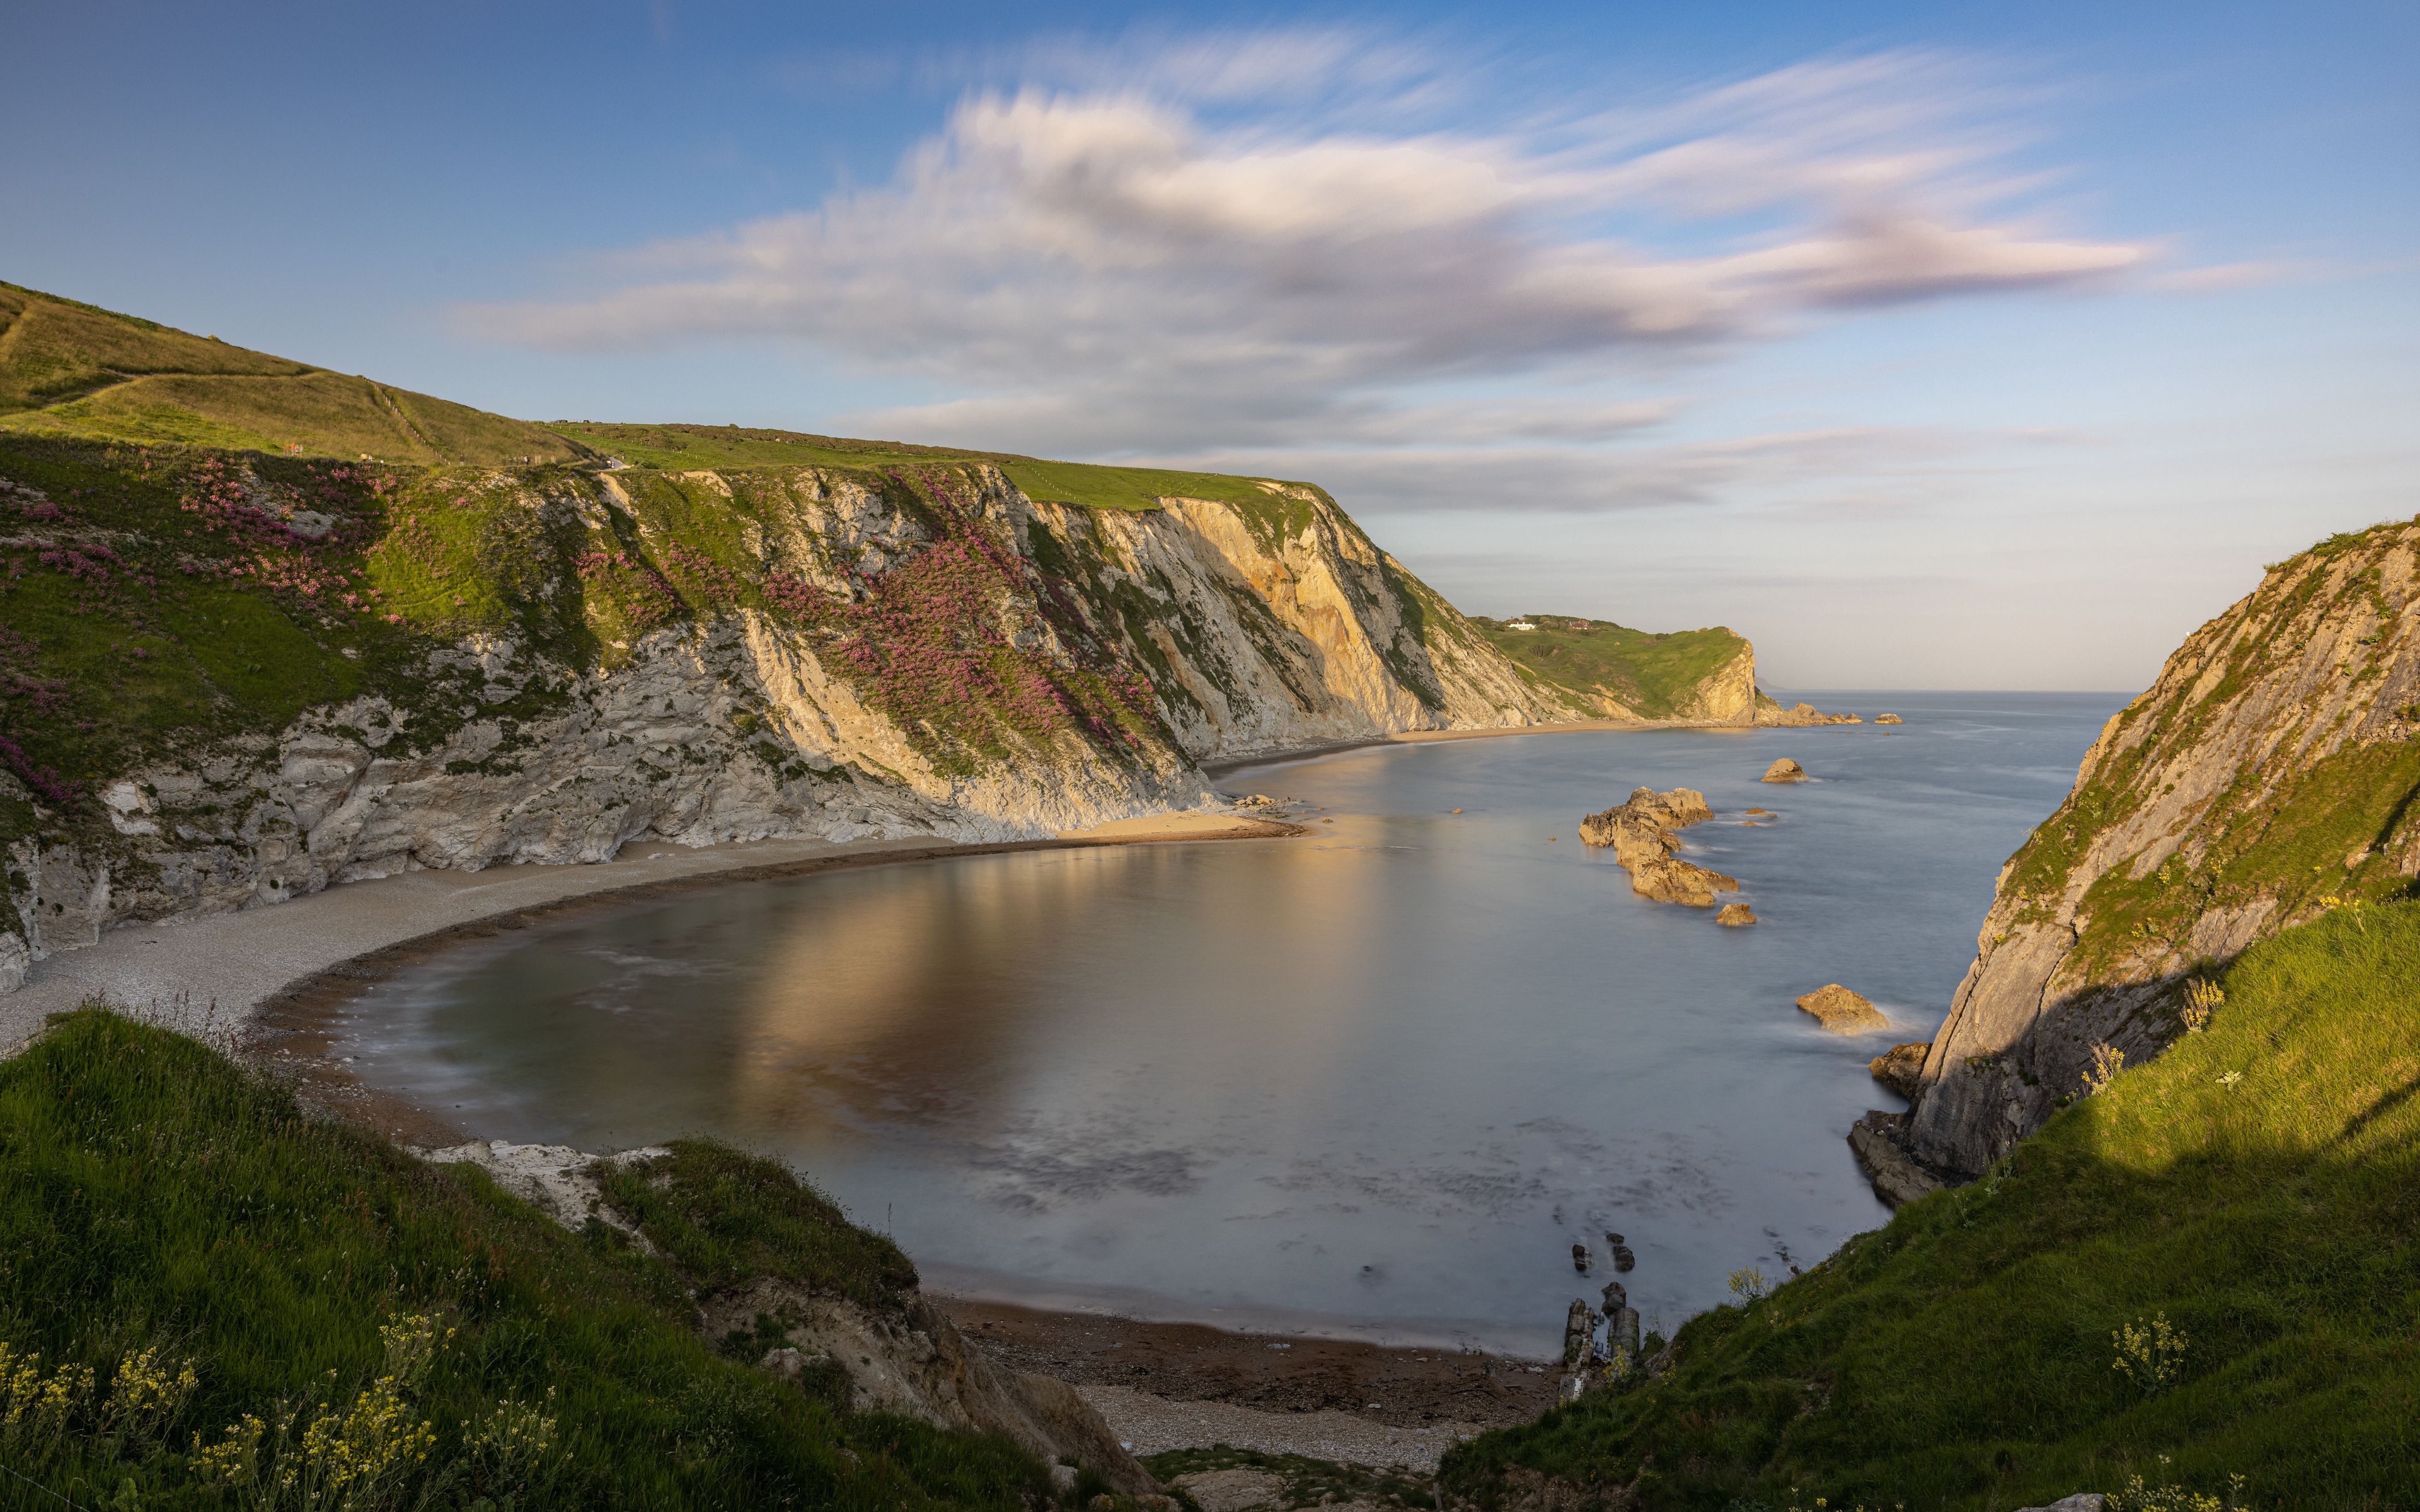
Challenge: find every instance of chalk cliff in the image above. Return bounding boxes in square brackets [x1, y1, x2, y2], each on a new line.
[1904, 519, 2420, 1176]
[0, 456, 1565, 988]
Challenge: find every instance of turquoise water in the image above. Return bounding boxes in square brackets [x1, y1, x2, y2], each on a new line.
[333, 691, 2121, 1352]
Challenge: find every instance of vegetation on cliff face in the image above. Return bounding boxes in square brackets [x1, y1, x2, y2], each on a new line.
[1471, 616, 1753, 721]
[1995, 520, 2420, 976]
[0, 1009, 1064, 1509]
[1904, 517, 2420, 1176]
[1441, 901, 2420, 1511]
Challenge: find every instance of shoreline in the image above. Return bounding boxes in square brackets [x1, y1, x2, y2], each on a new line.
[3, 811, 1301, 1053]
[932, 1296, 1555, 1472]
[1201, 711, 1839, 777]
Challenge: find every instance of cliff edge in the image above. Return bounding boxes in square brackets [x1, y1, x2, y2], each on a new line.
[1906, 518, 2420, 1175]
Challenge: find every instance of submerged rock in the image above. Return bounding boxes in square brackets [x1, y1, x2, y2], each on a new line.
[1796, 983, 1888, 1034]
[1715, 903, 1757, 927]
[1572, 1243, 1592, 1273]
[1762, 757, 1807, 782]
[1870, 1041, 1932, 1100]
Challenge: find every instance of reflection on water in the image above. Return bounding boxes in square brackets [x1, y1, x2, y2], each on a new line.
[336, 691, 2122, 1351]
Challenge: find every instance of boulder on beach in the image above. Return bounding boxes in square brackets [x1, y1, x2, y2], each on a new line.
[1870, 1041, 1931, 1099]
[1796, 983, 1888, 1034]
[1875, 713, 1903, 724]
[1762, 758, 1807, 783]
[1715, 903, 1757, 927]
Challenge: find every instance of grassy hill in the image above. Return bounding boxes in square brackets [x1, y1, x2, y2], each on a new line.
[1439, 900, 2420, 1509]
[0, 282, 588, 465]
[0, 1009, 1056, 1509]
[1472, 615, 1749, 719]
[0, 280, 1328, 510]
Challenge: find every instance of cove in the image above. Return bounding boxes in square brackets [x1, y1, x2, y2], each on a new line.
[330, 691, 2121, 1354]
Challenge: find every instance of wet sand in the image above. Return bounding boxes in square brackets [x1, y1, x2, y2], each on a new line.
[936, 1296, 1555, 1428]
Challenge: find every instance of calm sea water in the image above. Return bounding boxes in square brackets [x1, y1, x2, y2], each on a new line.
[332, 691, 2122, 1353]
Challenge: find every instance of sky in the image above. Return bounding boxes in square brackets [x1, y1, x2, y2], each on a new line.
[6, 1, 2414, 690]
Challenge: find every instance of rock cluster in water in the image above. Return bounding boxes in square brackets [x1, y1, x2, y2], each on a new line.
[1578, 786, 1739, 908]
[1759, 702, 1864, 726]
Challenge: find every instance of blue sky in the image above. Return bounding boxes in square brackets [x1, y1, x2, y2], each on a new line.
[7, 1, 2414, 689]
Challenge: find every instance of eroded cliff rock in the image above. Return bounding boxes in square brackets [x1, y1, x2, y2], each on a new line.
[1904, 519, 2420, 1176]
[3, 460, 1579, 986]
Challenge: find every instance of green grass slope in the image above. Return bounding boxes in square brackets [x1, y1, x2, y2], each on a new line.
[1439, 902, 2420, 1511]
[0, 1009, 1052, 1509]
[1471, 616, 1749, 719]
[0, 282, 586, 465]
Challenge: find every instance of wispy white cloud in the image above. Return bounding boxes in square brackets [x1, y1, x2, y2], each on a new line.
[471, 37, 2148, 458]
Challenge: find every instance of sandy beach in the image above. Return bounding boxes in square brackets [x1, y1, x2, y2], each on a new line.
[2, 811, 1298, 1053]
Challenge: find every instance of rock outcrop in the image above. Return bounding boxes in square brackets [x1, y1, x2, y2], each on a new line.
[425, 1139, 1155, 1494]
[1875, 713, 1903, 724]
[1757, 700, 1862, 727]
[1578, 787, 1738, 908]
[1902, 518, 2420, 1176]
[1715, 903, 1756, 927]
[1761, 758, 1807, 783]
[1847, 1111, 1944, 1208]
[1868, 1041, 1930, 1100]
[1795, 983, 1887, 1033]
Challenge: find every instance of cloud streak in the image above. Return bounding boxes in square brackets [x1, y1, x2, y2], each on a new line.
[472, 40, 2148, 457]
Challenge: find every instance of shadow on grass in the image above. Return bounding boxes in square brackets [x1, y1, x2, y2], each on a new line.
[1439, 904, 2420, 1512]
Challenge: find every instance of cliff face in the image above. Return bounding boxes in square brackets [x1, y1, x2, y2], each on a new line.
[1906, 520, 2420, 1175]
[0, 454, 1563, 988]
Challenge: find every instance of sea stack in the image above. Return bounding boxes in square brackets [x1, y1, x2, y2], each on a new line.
[1762, 758, 1807, 783]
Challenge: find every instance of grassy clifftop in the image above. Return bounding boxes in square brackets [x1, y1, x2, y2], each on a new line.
[1472, 616, 1751, 720]
[1439, 900, 2420, 1510]
[0, 280, 1328, 513]
[0, 282, 587, 465]
[0, 1009, 1052, 1509]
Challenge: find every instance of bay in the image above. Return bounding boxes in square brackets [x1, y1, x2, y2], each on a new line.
[331, 690, 2122, 1353]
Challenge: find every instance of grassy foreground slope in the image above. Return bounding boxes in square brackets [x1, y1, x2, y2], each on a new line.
[0, 1009, 1051, 1509]
[1470, 616, 1750, 719]
[1440, 903, 2420, 1510]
